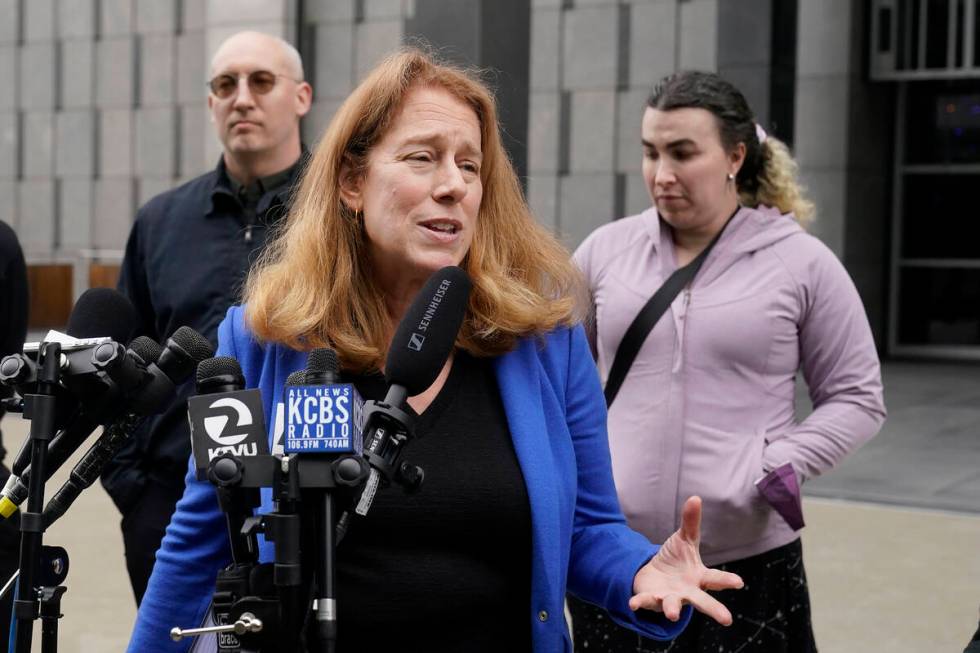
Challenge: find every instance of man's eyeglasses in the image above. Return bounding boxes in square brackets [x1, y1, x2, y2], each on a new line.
[207, 70, 299, 99]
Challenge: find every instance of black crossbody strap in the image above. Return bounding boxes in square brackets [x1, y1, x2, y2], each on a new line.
[604, 214, 734, 407]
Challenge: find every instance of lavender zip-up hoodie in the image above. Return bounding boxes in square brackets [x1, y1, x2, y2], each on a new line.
[574, 205, 886, 565]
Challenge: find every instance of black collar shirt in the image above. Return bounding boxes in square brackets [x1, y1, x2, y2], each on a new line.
[102, 154, 306, 509]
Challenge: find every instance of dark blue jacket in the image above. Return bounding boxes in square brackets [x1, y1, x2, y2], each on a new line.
[100, 159, 302, 512]
[128, 306, 691, 652]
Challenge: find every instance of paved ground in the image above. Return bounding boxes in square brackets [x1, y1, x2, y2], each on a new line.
[805, 360, 980, 514]
[1, 359, 978, 652]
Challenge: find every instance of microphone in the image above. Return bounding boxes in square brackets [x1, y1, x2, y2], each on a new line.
[65, 287, 142, 343]
[284, 348, 365, 456]
[188, 357, 269, 482]
[0, 337, 161, 519]
[6, 287, 142, 480]
[40, 330, 213, 526]
[355, 266, 472, 516]
[189, 356, 267, 568]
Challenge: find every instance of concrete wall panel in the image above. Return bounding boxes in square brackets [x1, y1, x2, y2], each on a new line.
[528, 91, 562, 173]
[354, 20, 404, 83]
[177, 31, 206, 105]
[94, 178, 135, 249]
[22, 112, 55, 178]
[59, 179, 94, 249]
[0, 0, 19, 44]
[136, 0, 177, 34]
[0, 112, 16, 178]
[59, 0, 97, 39]
[559, 173, 616, 247]
[562, 6, 619, 90]
[99, 109, 134, 176]
[135, 107, 176, 176]
[101, 0, 135, 36]
[569, 90, 616, 173]
[794, 76, 849, 169]
[527, 174, 559, 233]
[530, 7, 561, 91]
[19, 43, 57, 110]
[141, 34, 177, 106]
[677, 0, 716, 71]
[18, 180, 56, 251]
[97, 37, 136, 108]
[628, 1, 676, 88]
[55, 110, 96, 177]
[616, 87, 647, 173]
[0, 46, 16, 111]
[179, 104, 210, 178]
[314, 22, 355, 100]
[61, 40, 96, 109]
[24, 0, 56, 42]
[305, 0, 357, 23]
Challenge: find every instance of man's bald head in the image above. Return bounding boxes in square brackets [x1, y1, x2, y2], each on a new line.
[211, 31, 304, 81]
[207, 30, 312, 183]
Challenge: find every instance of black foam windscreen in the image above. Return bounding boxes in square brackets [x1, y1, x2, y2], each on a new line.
[196, 356, 244, 386]
[305, 348, 339, 384]
[128, 336, 163, 365]
[385, 266, 472, 396]
[170, 326, 215, 363]
[65, 287, 141, 343]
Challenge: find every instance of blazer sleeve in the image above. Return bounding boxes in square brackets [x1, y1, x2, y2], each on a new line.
[763, 242, 887, 481]
[126, 313, 241, 652]
[562, 326, 691, 640]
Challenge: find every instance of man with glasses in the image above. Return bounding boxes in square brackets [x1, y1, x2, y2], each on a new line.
[101, 31, 313, 605]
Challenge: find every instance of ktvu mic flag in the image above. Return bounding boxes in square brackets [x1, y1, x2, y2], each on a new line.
[188, 389, 269, 480]
[284, 383, 364, 454]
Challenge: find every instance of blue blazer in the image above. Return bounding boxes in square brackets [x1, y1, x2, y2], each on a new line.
[128, 306, 690, 652]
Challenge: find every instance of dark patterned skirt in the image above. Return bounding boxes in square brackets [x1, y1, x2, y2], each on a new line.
[568, 538, 817, 652]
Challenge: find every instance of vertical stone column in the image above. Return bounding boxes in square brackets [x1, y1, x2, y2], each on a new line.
[794, 0, 891, 339]
[18, 0, 58, 255]
[95, 0, 137, 252]
[0, 0, 20, 241]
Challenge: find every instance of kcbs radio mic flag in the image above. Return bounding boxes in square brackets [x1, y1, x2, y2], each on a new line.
[283, 380, 364, 454]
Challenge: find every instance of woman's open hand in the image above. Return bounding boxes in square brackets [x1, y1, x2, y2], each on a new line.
[630, 496, 744, 624]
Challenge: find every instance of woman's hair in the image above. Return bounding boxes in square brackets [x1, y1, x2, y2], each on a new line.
[648, 71, 814, 225]
[243, 48, 583, 371]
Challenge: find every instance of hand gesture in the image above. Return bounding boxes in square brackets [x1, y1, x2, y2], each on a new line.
[630, 496, 744, 624]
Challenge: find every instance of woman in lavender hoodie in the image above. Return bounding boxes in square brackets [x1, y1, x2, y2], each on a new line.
[569, 72, 886, 651]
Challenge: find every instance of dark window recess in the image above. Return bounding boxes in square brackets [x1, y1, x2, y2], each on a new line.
[909, 0, 921, 68]
[975, 0, 980, 66]
[904, 81, 980, 164]
[955, 0, 965, 67]
[769, 0, 797, 147]
[897, 0, 908, 69]
[925, 0, 950, 68]
[898, 267, 980, 346]
[878, 7, 892, 53]
[901, 174, 980, 259]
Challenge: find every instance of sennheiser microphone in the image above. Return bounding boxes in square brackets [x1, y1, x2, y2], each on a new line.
[354, 266, 472, 516]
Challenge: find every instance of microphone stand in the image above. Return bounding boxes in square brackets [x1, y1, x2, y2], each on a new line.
[173, 397, 423, 653]
[13, 342, 68, 653]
